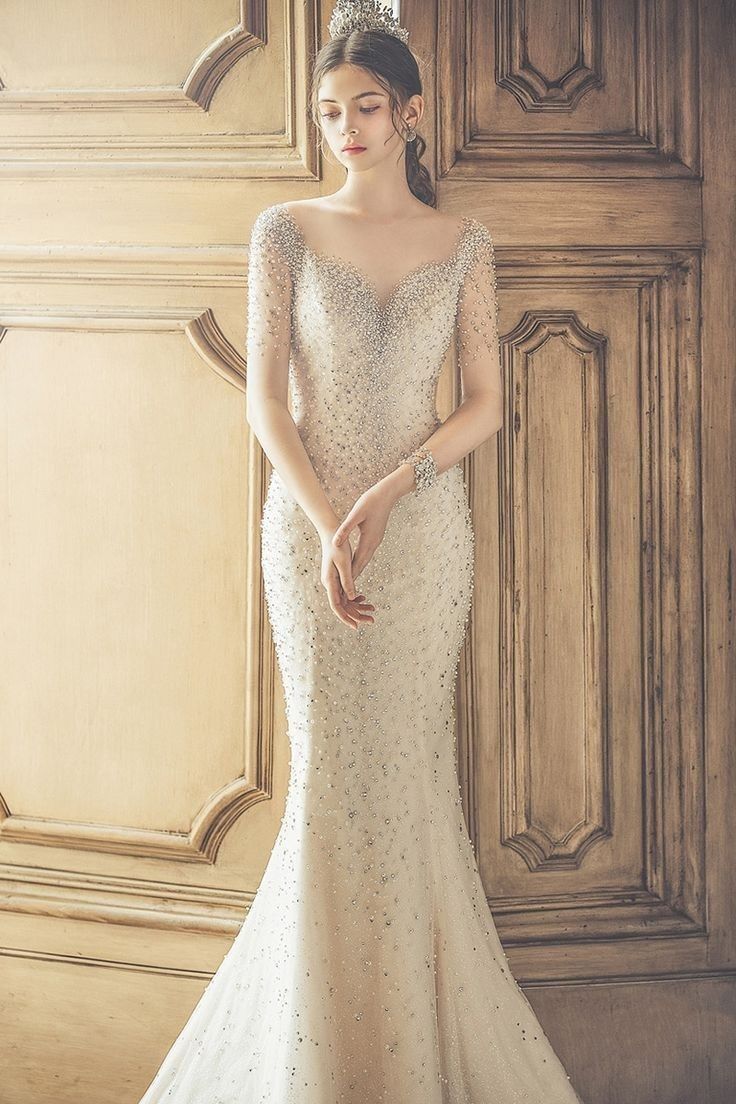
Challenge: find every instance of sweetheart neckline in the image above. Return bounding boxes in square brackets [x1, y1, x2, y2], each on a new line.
[276, 204, 473, 315]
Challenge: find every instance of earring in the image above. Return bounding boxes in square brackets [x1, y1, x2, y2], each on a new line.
[406, 125, 417, 142]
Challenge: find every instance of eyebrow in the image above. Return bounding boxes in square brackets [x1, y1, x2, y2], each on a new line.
[318, 91, 385, 104]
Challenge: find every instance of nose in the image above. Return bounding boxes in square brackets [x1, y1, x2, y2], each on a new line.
[340, 113, 360, 136]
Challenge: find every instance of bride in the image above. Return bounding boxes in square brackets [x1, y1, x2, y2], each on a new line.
[137, 1, 586, 1100]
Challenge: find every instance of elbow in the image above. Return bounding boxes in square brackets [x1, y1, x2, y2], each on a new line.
[246, 393, 288, 429]
[245, 405, 264, 438]
[245, 393, 263, 427]
[483, 417, 503, 445]
[488, 410, 503, 437]
[480, 394, 503, 439]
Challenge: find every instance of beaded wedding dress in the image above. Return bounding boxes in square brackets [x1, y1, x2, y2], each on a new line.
[137, 203, 585, 1103]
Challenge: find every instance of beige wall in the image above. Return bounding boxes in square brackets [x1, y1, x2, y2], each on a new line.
[0, 2, 734, 1102]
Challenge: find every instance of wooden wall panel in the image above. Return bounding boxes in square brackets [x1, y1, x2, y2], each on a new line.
[0, 0, 316, 176]
[0, 8, 318, 1101]
[439, 0, 700, 178]
[436, 0, 733, 1099]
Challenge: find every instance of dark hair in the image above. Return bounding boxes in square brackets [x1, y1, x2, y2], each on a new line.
[310, 30, 436, 208]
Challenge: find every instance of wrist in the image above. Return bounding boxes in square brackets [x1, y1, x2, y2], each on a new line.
[381, 463, 416, 503]
[314, 511, 340, 542]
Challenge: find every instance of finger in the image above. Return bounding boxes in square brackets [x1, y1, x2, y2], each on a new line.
[345, 595, 375, 623]
[351, 544, 376, 582]
[336, 586, 375, 627]
[331, 596, 358, 628]
[326, 576, 359, 629]
[350, 594, 375, 610]
[323, 564, 357, 627]
[336, 560, 357, 601]
[333, 515, 357, 546]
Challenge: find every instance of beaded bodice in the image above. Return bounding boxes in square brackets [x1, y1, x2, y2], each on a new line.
[246, 202, 500, 512]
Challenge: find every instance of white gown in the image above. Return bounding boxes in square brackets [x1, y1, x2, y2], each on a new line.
[137, 203, 586, 1103]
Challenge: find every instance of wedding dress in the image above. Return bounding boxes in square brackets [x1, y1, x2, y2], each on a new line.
[137, 203, 585, 1103]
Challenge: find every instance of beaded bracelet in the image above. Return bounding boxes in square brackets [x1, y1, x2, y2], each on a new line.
[398, 444, 439, 494]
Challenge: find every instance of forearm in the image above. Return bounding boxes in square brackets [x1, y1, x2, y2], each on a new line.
[380, 394, 502, 502]
[247, 397, 339, 538]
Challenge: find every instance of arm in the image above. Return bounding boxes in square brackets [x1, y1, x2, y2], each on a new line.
[381, 222, 503, 502]
[245, 210, 341, 540]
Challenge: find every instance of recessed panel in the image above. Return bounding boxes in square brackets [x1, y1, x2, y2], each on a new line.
[0, 327, 248, 832]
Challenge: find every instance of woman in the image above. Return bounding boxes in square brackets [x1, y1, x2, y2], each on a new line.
[137, 2, 586, 1100]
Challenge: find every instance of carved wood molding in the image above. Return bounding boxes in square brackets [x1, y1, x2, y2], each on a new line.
[0, 863, 252, 934]
[462, 247, 705, 944]
[502, 307, 610, 875]
[5, 940, 736, 984]
[496, 0, 602, 111]
[0, 1, 267, 112]
[437, 0, 700, 177]
[0, 0, 319, 179]
[490, 886, 705, 942]
[503, 309, 609, 869]
[0, 306, 276, 866]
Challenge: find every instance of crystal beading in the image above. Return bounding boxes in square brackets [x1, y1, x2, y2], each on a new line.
[398, 444, 438, 495]
[328, 0, 410, 44]
[135, 199, 585, 1104]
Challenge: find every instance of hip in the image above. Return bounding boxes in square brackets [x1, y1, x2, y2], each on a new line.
[261, 464, 474, 596]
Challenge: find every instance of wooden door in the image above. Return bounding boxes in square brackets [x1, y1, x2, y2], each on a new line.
[425, 1, 734, 1101]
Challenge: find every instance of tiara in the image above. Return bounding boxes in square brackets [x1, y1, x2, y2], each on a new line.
[328, 0, 410, 45]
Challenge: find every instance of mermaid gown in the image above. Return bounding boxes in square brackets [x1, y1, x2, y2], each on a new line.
[136, 203, 585, 1103]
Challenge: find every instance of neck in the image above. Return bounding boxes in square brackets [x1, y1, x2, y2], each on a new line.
[331, 155, 419, 220]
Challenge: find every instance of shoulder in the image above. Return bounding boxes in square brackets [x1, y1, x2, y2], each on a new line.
[280, 199, 314, 218]
[411, 212, 492, 272]
[464, 216, 493, 242]
[455, 217, 496, 284]
[414, 210, 493, 250]
[249, 204, 304, 268]
[463, 216, 495, 258]
[410, 208, 464, 237]
[251, 203, 287, 236]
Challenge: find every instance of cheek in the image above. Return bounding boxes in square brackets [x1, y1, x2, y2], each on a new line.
[322, 122, 342, 144]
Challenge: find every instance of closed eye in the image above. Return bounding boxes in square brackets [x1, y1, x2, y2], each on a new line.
[321, 107, 380, 119]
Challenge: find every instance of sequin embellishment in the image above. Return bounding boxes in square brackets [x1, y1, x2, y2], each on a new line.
[136, 203, 586, 1104]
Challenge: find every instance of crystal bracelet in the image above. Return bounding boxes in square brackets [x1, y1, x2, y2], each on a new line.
[398, 444, 439, 495]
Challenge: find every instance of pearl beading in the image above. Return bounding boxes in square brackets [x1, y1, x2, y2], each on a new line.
[135, 202, 584, 1104]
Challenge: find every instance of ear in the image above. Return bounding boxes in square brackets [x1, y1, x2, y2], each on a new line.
[407, 92, 424, 128]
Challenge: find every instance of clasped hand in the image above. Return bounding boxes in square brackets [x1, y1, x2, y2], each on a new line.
[319, 481, 397, 630]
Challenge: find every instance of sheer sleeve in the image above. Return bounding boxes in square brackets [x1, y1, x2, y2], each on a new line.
[245, 207, 294, 419]
[455, 222, 503, 401]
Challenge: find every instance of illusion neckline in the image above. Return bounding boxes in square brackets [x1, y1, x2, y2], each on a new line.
[276, 204, 473, 315]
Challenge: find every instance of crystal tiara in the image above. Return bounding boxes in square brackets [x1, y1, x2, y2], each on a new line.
[328, 0, 410, 46]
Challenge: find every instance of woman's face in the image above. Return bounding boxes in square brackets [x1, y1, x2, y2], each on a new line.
[317, 63, 421, 172]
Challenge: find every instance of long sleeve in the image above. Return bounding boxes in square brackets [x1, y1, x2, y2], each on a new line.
[245, 207, 294, 419]
[455, 222, 503, 401]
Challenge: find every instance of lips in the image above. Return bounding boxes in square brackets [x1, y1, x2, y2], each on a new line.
[343, 146, 366, 151]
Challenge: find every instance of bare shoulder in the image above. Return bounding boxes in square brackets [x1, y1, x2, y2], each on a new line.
[281, 199, 324, 230]
[283, 199, 462, 230]
[412, 210, 466, 242]
[413, 209, 464, 229]
[278, 200, 471, 258]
